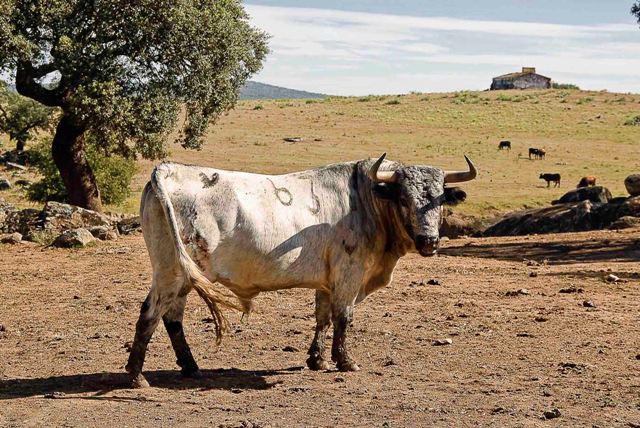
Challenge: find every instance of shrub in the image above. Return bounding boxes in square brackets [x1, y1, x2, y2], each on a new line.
[27, 139, 136, 206]
[253, 105, 264, 110]
[384, 99, 401, 105]
[624, 115, 640, 126]
[553, 83, 580, 90]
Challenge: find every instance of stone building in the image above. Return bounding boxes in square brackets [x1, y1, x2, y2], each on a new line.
[490, 67, 552, 90]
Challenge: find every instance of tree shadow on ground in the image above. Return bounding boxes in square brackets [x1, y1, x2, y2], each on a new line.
[0, 366, 303, 400]
[440, 237, 640, 265]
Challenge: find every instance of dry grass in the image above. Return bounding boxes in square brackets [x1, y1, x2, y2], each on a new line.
[148, 89, 640, 218]
[3, 88, 640, 218]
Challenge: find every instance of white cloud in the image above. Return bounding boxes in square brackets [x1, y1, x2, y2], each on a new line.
[246, 4, 640, 95]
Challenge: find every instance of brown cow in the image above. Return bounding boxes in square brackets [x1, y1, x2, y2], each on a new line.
[577, 176, 596, 188]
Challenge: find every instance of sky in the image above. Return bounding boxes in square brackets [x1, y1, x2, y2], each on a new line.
[244, 1, 640, 95]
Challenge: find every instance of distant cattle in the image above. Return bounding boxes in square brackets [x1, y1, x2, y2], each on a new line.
[498, 141, 511, 150]
[540, 173, 561, 188]
[577, 176, 596, 188]
[528, 148, 545, 160]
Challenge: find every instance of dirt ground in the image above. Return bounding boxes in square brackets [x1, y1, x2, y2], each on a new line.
[1, 229, 639, 427]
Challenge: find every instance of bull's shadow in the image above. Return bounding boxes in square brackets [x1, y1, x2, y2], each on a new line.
[440, 236, 640, 264]
[0, 367, 300, 400]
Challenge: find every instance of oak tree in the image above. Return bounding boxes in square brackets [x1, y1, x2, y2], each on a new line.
[0, 0, 268, 211]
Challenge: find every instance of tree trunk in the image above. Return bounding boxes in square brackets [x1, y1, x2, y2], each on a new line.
[51, 115, 103, 212]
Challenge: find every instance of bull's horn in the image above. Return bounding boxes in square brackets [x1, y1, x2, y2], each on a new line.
[368, 153, 397, 183]
[444, 155, 477, 184]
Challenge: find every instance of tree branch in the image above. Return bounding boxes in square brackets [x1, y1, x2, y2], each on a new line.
[15, 61, 63, 107]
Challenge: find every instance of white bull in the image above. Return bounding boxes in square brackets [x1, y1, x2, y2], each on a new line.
[125, 154, 476, 387]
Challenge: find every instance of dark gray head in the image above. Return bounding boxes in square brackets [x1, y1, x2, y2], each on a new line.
[369, 153, 476, 256]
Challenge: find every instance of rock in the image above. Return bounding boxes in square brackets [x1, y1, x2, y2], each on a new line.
[382, 357, 396, 366]
[44, 391, 66, 399]
[0, 324, 6, 332]
[283, 137, 304, 143]
[432, 338, 453, 346]
[605, 274, 620, 283]
[552, 186, 612, 205]
[534, 316, 548, 322]
[426, 279, 440, 285]
[624, 174, 640, 196]
[117, 216, 141, 235]
[334, 376, 346, 383]
[583, 300, 596, 308]
[559, 286, 583, 294]
[609, 216, 640, 230]
[282, 345, 299, 352]
[1, 232, 22, 244]
[52, 228, 97, 248]
[506, 288, 530, 297]
[542, 408, 561, 420]
[42, 201, 115, 233]
[89, 225, 118, 241]
[529, 272, 538, 277]
[0, 178, 10, 190]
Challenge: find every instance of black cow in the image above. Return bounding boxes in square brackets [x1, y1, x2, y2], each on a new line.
[498, 141, 511, 150]
[540, 173, 561, 188]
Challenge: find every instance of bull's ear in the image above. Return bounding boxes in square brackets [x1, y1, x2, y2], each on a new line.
[373, 183, 400, 200]
[444, 187, 467, 205]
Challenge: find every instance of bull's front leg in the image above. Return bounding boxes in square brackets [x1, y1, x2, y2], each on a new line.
[307, 290, 331, 370]
[331, 301, 359, 371]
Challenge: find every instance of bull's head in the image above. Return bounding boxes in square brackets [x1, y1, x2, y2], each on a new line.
[369, 153, 476, 256]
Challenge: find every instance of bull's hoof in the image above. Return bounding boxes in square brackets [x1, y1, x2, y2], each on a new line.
[337, 360, 360, 372]
[130, 373, 150, 388]
[180, 367, 202, 379]
[306, 356, 330, 371]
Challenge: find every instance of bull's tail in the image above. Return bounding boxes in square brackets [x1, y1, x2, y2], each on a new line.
[150, 165, 239, 344]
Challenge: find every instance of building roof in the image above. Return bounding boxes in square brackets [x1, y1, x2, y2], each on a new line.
[493, 70, 551, 81]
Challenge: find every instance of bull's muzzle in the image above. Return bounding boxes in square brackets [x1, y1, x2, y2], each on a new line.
[415, 234, 439, 257]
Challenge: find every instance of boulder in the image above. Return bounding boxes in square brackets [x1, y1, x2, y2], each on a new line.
[117, 216, 141, 235]
[0, 178, 11, 191]
[552, 186, 612, 205]
[1, 232, 23, 244]
[89, 225, 118, 241]
[624, 174, 640, 197]
[52, 228, 97, 248]
[609, 216, 640, 230]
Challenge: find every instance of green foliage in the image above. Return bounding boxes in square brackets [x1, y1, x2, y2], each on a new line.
[384, 99, 401, 105]
[253, 105, 264, 110]
[553, 83, 580, 90]
[624, 115, 640, 126]
[27, 139, 136, 205]
[0, 0, 269, 157]
[0, 81, 54, 149]
[576, 97, 594, 105]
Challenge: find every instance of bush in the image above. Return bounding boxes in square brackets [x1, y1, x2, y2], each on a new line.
[27, 140, 136, 206]
[553, 83, 580, 90]
[624, 115, 640, 126]
[384, 99, 401, 105]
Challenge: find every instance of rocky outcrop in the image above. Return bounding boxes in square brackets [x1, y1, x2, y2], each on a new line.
[552, 186, 612, 205]
[624, 174, 640, 197]
[484, 196, 640, 237]
[0, 199, 139, 244]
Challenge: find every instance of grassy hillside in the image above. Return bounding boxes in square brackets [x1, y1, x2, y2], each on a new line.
[3, 89, 640, 218]
[143, 89, 639, 218]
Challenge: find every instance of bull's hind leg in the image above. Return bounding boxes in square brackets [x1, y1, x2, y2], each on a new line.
[307, 290, 332, 371]
[125, 291, 163, 388]
[162, 294, 200, 377]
